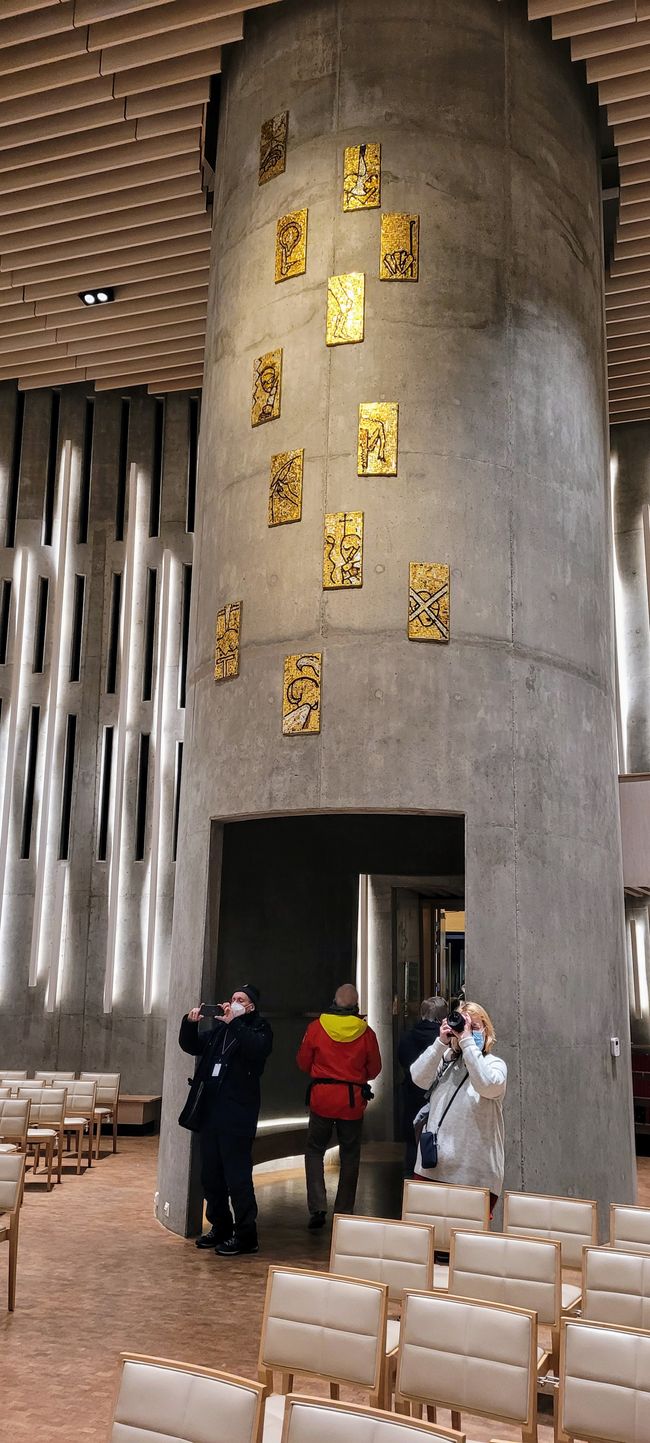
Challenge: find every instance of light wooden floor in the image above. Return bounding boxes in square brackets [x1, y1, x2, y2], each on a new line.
[0, 1136, 648, 1442]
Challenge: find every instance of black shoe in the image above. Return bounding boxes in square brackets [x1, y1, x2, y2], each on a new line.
[215, 1236, 259, 1256]
[308, 1211, 327, 1230]
[195, 1227, 232, 1249]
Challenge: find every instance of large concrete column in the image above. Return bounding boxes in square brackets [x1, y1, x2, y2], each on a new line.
[157, 0, 635, 1233]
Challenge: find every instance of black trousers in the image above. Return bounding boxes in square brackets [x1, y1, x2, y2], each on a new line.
[199, 1126, 258, 1244]
[304, 1112, 364, 1216]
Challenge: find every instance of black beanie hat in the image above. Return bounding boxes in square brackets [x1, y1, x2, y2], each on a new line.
[240, 983, 260, 1009]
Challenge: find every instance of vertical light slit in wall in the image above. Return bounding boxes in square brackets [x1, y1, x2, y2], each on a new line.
[0, 580, 11, 665]
[179, 563, 191, 708]
[5, 391, 24, 549]
[0, 550, 28, 934]
[58, 714, 77, 861]
[186, 395, 198, 533]
[134, 733, 150, 862]
[20, 705, 40, 860]
[69, 574, 85, 683]
[142, 567, 157, 703]
[106, 572, 122, 695]
[42, 391, 60, 547]
[115, 398, 130, 543]
[97, 726, 113, 862]
[172, 740, 183, 863]
[143, 551, 171, 1013]
[32, 576, 48, 675]
[78, 398, 94, 545]
[104, 463, 137, 1012]
[149, 398, 164, 539]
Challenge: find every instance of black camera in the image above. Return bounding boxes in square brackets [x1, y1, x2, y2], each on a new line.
[447, 1009, 466, 1034]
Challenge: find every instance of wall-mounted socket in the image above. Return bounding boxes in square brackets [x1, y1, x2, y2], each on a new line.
[610, 1037, 621, 1058]
[163, 1201, 170, 1217]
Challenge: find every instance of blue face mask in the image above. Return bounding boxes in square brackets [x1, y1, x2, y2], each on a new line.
[472, 1030, 485, 1051]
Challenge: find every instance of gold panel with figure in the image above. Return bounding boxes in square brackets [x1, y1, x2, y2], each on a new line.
[358, 401, 398, 475]
[408, 563, 450, 643]
[323, 511, 363, 590]
[275, 208, 308, 282]
[380, 213, 419, 281]
[268, 449, 303, 526]
[282, 652, 322, 735]
[326, 272, 365, 345]
[251, 348, 282, 426]
[214, 601, 242, 681]
[343, 142, 381, 210]
[259, 110, 288, 184]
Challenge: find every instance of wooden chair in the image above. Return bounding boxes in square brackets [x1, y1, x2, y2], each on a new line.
[80, 1071, 120, 1157]
[401, 1179, 490, 1286]
[0, 1151, 26, 1311]
[110, 1354, 266, 1443]
[0, 1073, 28, 1093]
[329, 1214, 434, 1365]
[582, 1243, 650, 1330]
[609, 1201, 650, 1254]
[448, 1227, 569, 1372]
[557, 1316, 650, 1443]
[34, 1071, 75, 1085]
[0, 1098, 31, 1154]
[18, 1086, 67, 1188]
[62, 1080, 97, 1171]
[258, 1266, 389, 1440]
[281, 1395, 465, 1443]
[395, 1291, 539, 1442]
[503, 1189, 597, 1283]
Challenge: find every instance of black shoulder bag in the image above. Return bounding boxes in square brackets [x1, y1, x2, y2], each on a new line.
[419, 1069, 469, 1169]
[178, 1077, 205, 1133]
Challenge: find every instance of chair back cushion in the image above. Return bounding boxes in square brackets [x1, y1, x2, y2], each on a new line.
[20, 1087, 66, 1128]
[80, 1072, 120, 1107]
[610, 1204, 650, 1254]
[397, 1291, 535, 1424]
[449, 1228, 561, 1326]
[402, 1180, 489, 1251]
[560, 1319, 650, 1442]
[34, 1071, 76, 1084]
[330, 1216, 433, 1302]
[111, 1358, 262, 1443]
[583, 1246, 650, 1330]
[0, 1099, 30, 1141]
[283, 1396, 462, 1443]
[0, 1152, 25, 1214]
[0, 1073, 28, 1082]
[504, 1190, 597, 1268]
[65, 1081, 97, 1116]
[260, 1267, 386, 1390]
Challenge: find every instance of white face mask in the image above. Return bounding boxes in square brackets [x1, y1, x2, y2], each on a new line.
[230, 1000, 246, 1017]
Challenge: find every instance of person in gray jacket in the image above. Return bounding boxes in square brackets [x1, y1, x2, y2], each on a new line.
[410, 1000, 506, 1214]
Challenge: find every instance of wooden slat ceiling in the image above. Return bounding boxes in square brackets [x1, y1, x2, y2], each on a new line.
[0, 0, 281, 395]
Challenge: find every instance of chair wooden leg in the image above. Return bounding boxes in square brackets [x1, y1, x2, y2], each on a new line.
[86, 1123, 93, 1169]
[76, 1129, 81, 1174]
[57, 1135, 63, 1183]
[112, 1113, 118, 1154]
[8, 1216, 19, 1311]
[46, 1139, 53, 1191]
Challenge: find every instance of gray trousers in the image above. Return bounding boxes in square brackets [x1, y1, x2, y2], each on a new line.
[305, 1112, 364, 1216]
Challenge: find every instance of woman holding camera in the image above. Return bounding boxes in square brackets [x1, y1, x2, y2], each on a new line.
[410, 1001, 507, 1212]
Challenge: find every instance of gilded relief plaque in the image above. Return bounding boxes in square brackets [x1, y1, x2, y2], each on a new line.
[214, 601, 242, 681]
[282, 652, 322, 735]
[323, 511, 363, 589]
[380, 213, 419, 281]
[275, 208, 308, 282]
[251, 348, 282, 426]
[358, 401, 398, 475]
[259, 111, 288, 184]
[268, 449, 303, 526]
[326, 272, 365, 345]
[343, 142, 381, 210]
[408, 563, 450, 643]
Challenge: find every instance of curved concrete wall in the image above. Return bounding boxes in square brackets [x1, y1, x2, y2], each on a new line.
[158, 0, 635, 1232]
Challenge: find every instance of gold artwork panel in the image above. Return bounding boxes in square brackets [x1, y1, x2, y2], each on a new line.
[380, 213, 420, 281]
[275, 208, 308, 282]
[251, 348, 282, 427]
[268, 449, 303, 526]
[214, 601, 242, 681]
[282, 652, 322, 735]
[408, 563, 450, 643]
[323, 511, 363, 590]
[259, 110, 288, 185]
[326, 272, 365, 346]
[358, 402, 398, 476]
[343, 142, 381, 211]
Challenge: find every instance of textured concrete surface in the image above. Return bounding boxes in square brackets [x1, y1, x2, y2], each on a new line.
[158, 0, 635, 1233]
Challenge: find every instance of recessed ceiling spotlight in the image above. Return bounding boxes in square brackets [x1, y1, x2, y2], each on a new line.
[79, 286, 115, 306]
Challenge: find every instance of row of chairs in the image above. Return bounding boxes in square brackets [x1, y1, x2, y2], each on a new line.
[0, 1071, 121, 1177]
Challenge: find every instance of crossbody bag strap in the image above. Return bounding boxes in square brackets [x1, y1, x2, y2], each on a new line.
[432, 1069, 470, 1133]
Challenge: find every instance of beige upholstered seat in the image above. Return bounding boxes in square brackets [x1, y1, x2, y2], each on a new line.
[558, 1317, 650, 1443]
[503, 1189, 597, 1271]
[281, 1395, 465, 1443]
[0, 1151, 26, 1311]
[34, 1071, 76, 1084]
[110, 1354, 265, 1443]
[401, 1179, 490, 1258]
[449, 1227, 563, 1372]
[18, 1086, 67, 1188]
[0, 1073, 28, 1084]
[582, 1244, 650, 1329]
[395, 1291, 538, 1442]
[0, 1088, 12, 1099]
[610, 1202, 650, 1254]
[63, 1080, 97, 1171]
[80, 1071, 121, 1157]
[330, 1215, 434, 1305]
[0, 1099, 31, 1153]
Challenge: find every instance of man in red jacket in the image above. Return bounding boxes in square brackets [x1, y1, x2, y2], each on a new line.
[297, 982, 382, 1229]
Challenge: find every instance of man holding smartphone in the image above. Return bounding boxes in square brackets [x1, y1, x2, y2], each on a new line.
[179, 986, 272, 1256]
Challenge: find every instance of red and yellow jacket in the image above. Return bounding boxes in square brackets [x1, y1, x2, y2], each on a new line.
[296, 1013, 382, 1121]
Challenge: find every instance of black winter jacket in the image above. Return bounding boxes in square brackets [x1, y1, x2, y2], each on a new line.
[398, 1018, 441, 1124]
[179, 1011, 273, 1137]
